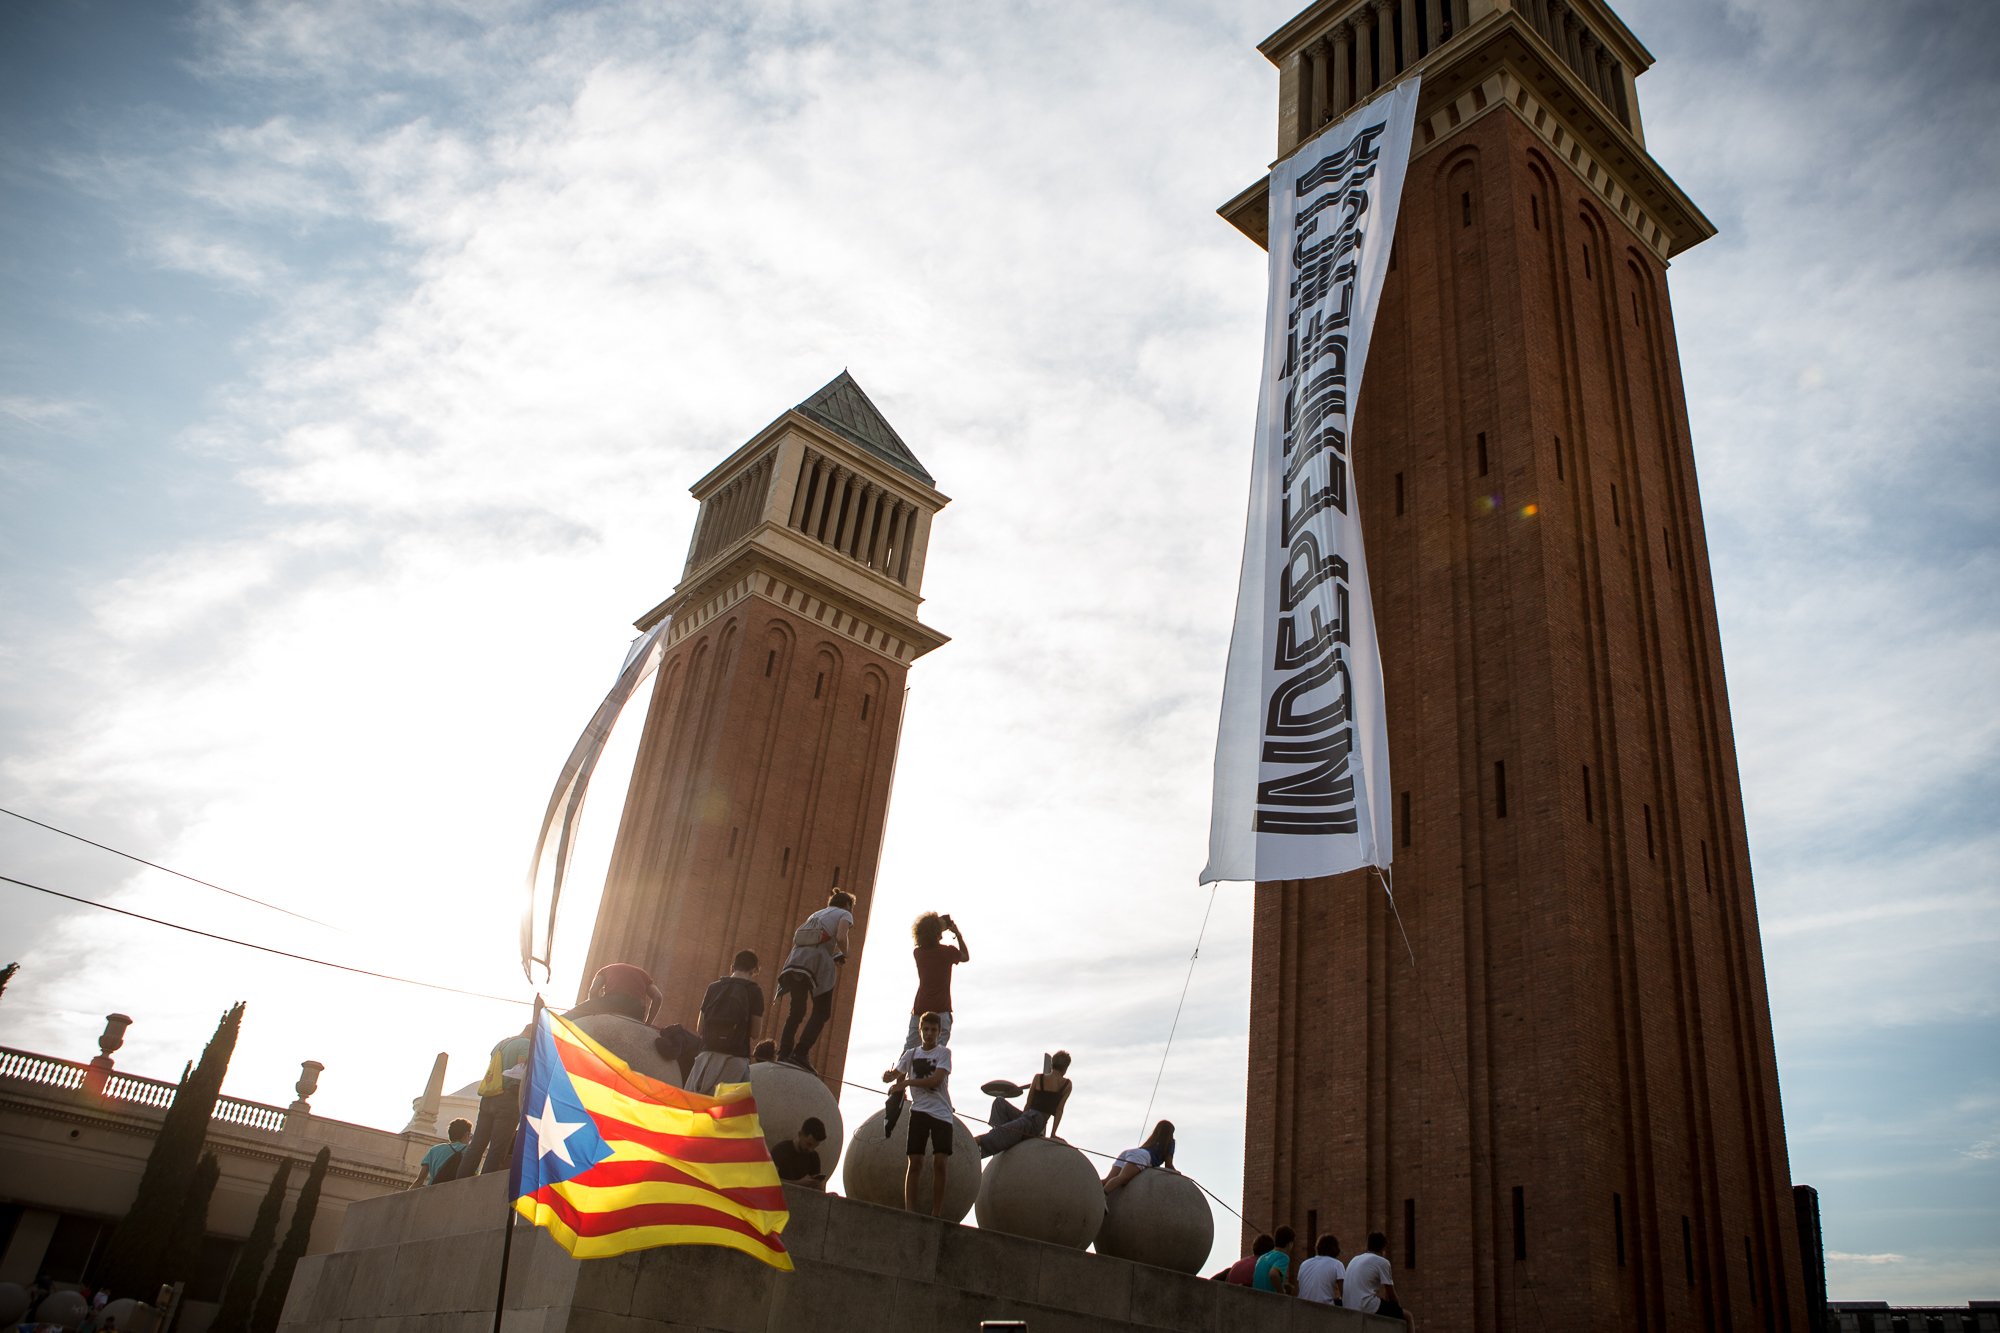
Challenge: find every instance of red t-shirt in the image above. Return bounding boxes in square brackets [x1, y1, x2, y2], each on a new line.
[911, 942, 968, 1012]
[1226, 1255, 1259, 1285]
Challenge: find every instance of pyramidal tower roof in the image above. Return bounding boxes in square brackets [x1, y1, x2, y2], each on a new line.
[793, 371, 934, 487]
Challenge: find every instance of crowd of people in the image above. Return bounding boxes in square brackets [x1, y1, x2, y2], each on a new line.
[407, 896, 1408, 1324]
[1216, 1227, 1410, 1322]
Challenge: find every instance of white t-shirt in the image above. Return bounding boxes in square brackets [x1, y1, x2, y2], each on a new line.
[1342, 1251, 1394, 1312]
[896, 1041, 953, 1119]
[1296, 1255, 1346, 1304]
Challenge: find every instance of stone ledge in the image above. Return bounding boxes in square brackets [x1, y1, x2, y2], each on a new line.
[282, 1172, 1436, 1333]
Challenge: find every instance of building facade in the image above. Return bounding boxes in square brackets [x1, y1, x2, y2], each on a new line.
[0, 1021, 459, 1332]
[1221, 1, 1807, 1328]
[579, 373, 947, 1090]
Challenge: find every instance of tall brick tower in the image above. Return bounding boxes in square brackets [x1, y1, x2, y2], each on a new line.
[1220, 2, 1805, 1329]
[580, 373, 947, 1089]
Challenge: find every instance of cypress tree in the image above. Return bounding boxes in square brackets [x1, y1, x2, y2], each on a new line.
[250, 1148, 329, 1333]
[158, 1152, 223, 1290]
[96, 1002, 246, 1296]
[210, 1158, 291, 1333]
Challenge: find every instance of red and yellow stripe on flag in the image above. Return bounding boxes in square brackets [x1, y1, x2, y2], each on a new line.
[511, 1009, 791, 1269]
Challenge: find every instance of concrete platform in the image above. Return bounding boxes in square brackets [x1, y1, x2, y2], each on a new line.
[277, 1170, 1413, 1333]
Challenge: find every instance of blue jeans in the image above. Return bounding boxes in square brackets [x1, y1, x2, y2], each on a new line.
[977, 1096, 1048, 1157]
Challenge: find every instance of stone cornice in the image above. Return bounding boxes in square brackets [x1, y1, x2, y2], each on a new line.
[1222, 9, 1713, 260]
[643, 545, 949, 664]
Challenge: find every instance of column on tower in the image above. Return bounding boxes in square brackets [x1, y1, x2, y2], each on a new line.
[1331, 23, 1354, 116]
[1373, 0, 1398, 83]
[1424, 0, 1445, 56]
[1397, 0, 1418, 71]
[1354, 3, 1378, 98]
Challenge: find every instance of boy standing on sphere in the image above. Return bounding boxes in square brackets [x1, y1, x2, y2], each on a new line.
[883, 1011, 954, 1216]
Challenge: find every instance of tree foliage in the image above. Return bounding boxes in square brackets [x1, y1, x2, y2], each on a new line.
[250, 1148, 329, 1333]
[210, 1157, 291, 1333]
[95, 1002, 245, 1297]
[157, 1152, 223, 1290]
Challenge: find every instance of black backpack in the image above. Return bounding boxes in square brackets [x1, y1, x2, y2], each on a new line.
[432, 1142, 469, 1184]
[700, 978, 756, 1046]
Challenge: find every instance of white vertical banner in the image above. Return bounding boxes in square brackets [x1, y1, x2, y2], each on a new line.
[1202, 78, 1421, 886]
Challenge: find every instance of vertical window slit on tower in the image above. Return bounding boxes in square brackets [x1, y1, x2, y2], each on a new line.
[1308, 1209, 1319, 1248]
[1400, 790, 1412, 847]
[861, 694, 872, 720]
[728, 827, 739, 856]
[1613, 1193, 1626, 1266]
[1554, 434, 1564, 480]
[1477, 431, 1489, 476]
[1511, 1186, 1527, 1260]
[1664, 529, 1674, 568]
[1644, 804, 1655, 858]
[1531, 194, 1540, 230]
[1461, 192, 1472, 227]
[814, 672, 824, 699]
[1583, 765, 1594, 822]
[1404, 1198, 1417, 1269]
[1632, 290, 1641, 323]
[765, 650, 776, 677]
[1682, 1216, 1695, 1287]
[1701, 841, 1711, 895]
[1745, 1237, 1757, 1304]
[1611, 482, 1621, 526]
[1494, 760, 1508, 817]
[1583, 243, 1593, 278]
[832, 865, 841, 887]
[781, 847, 791, 874]
[1395, 471, 1406, 516]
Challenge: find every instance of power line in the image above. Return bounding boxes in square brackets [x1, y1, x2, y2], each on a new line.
[0, 872, 529, 1008]
[0, 806, 336, 929]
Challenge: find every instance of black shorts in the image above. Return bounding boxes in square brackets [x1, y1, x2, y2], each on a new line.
[906, 1110, 953, 1156]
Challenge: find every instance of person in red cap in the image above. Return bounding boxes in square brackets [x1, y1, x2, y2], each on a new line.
[567, 963, 662, 1022]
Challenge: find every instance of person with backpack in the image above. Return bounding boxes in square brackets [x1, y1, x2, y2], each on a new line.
[412, 1117, 472, 1186]
[775, 889, 854, 1074]
[686, 950, 764, 1093]
[463, 1020, 533, 1174]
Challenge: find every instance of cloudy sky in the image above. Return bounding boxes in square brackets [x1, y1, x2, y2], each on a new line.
[2, 0, 1994, 1302]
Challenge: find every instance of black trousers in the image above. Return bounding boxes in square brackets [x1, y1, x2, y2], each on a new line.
[777, 972, 835, 1057]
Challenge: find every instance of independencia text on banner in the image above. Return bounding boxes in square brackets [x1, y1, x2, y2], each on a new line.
[1203, 77, 1421, 886]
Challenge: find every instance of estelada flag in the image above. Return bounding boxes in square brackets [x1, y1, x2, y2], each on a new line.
[508, 1005, 792, 1269]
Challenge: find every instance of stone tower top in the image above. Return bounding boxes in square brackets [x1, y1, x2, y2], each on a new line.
[636, 372, 948, 665]
[1223, 0, 1712, 260]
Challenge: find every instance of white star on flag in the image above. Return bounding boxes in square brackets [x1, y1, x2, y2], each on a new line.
[525, 1094, 585, 1166]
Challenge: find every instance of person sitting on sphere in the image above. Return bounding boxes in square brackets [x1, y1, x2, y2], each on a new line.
[1102, 1118, 1177, 1193]
[976, 1050, 1072, 1157]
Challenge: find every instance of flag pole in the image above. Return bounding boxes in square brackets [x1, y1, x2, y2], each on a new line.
[490, 995, 544, 1333]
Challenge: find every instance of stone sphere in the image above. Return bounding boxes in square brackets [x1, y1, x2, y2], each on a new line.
[566, 1014, 683, 1085]
[102, 1298, 147, 1329]
[747, 1061, 843, 1176]
[34, 1291, 87, 1329]
[1093, 1168, 1215, 1272]
[0, 1283, 28, 1327]
[841, 1108, 981, 1222]
[974, 1137, 1104, 1249]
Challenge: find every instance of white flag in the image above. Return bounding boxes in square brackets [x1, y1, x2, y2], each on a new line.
[1202, 78, 1421, 886]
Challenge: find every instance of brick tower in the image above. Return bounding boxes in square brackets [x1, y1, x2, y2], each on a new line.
[580, 373, 947, 1089]
[1220, 2, 1805, 1329]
